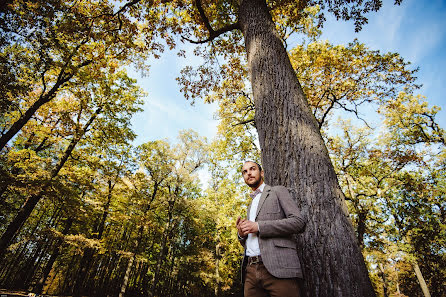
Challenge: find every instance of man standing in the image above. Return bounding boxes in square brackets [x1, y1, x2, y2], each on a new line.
[236, 161, 306, 297]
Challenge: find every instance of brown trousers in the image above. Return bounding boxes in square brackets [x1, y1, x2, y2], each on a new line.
[244, 263, 301, 297]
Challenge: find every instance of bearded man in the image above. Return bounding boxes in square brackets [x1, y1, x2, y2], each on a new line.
[236, 161, 306, 297]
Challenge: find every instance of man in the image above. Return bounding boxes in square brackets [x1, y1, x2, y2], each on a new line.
[236, 161, 306, 297]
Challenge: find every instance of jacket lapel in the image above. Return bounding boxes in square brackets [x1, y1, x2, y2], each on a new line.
[256, 185, 271, 219]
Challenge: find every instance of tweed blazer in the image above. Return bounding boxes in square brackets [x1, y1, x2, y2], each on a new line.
[240, 184, 306, 279]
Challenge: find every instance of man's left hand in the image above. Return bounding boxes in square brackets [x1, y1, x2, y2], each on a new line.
[240, 220, 259, 234]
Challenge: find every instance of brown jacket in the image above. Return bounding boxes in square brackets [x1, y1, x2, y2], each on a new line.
[240, 185, 306, 280]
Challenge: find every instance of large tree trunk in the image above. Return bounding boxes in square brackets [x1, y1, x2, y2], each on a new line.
[238, 0, 375, 296]
[0, 192, 45, 259]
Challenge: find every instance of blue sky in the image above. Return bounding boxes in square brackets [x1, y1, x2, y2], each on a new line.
[130, 0, 446, 145]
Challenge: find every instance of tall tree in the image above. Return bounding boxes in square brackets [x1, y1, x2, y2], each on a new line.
[239, 4, 373, 294]
[0, 0, 156, 150]
[327, 93, 445, 297]
[159, 0, 406, 295]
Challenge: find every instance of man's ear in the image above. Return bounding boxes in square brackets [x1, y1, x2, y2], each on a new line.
[261, 170, 264, 179]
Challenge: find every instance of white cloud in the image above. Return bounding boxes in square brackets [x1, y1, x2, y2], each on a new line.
[131, 94, 218, 145]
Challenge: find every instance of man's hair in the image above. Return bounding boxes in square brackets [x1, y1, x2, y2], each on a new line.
[243, 160, 262, 172]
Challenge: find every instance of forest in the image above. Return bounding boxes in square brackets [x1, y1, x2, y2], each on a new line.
[0, 1, 444, 297]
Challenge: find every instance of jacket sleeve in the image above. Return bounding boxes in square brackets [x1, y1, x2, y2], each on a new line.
[257, 186, 306, 238]
[237, 233, 247, 247]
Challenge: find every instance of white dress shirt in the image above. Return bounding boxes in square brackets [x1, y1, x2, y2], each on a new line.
[245, 183, 265, 257]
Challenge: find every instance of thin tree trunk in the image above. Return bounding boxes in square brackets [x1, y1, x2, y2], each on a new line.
[0, 193, 44, 259]
[151, 223, 170, 295]
[73, 175, 113, 297]
[151, 198, 175, 296]
[61, 253, 79, 295]
[396, 272, 401, 295]
[0, 200, 46, 283]
[413, 262, 431, 297]
[96, 179, 114, 239]
[0, 107, 101, 257]
[119, 254, 135, 297]
[357, 210, 367, 249]
[345, 176, 367, 249]
[379, 263, 388, 297]
[0, 235, 33, 285]
[72, 248, 95, 297]
[23, 236, 53, 288]
[238, 0, 375, 296]
[215, 243, 221, 297]
[35, 217, 73, 294]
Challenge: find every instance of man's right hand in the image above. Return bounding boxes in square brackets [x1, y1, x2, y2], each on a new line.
[236, 216, 247, 237]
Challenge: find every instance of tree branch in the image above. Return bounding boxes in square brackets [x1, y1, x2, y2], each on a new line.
[232, 118, 255, 127]
[195, 0, 214, 34]
[182, 0, 240, 44]
[182, 23, 240, 44]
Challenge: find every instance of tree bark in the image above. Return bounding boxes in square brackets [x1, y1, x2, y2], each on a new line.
[238, 0, 375, 296]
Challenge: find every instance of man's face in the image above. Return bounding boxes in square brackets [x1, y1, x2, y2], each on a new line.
[241, 162, 264, 189]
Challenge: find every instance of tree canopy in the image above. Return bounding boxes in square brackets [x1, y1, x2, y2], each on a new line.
[0, 1, 444, 297]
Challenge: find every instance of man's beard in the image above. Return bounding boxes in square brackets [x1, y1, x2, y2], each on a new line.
[247, 177, 261, 188]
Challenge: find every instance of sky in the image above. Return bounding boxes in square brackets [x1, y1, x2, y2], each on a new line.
[129, 0, 446, 146]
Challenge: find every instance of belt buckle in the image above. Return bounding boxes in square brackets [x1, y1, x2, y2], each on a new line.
[249, 255, 261, 265]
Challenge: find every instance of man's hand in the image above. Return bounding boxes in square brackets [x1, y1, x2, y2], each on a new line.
[239, 220, 259, 235]
[236, 216, 247, 237]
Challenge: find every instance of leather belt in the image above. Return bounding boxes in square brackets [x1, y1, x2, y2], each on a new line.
[247, 255, 262, 265]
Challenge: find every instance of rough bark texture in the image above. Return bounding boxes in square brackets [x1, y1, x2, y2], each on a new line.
[238, 0, 375, 296]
